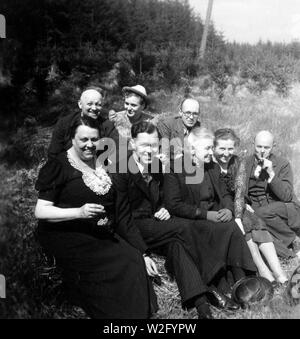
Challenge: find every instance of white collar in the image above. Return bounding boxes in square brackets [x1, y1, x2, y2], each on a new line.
[132, 152, 145, 174]
[212, 156, 228, 174]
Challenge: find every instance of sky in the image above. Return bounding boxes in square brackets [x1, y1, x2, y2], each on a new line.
[188, 0, 300, 44]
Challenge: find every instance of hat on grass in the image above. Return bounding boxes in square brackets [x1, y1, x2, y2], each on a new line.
[122, 85, 149, 108]
[232, 276, 274, 307]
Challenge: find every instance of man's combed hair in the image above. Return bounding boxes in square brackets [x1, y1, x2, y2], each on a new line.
[214, 128, 240, 147]
[131, 121, 158, 138]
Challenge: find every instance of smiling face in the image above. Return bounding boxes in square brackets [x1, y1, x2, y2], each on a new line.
[131, 131, 159, 166]
[72, 125, 100, 161]
[180, 99, 200, 128]
[78, 89, 103, 119]
[190, 136, 214, 163]
[124, 93, 144, 119]
[214, 138, 236, 165]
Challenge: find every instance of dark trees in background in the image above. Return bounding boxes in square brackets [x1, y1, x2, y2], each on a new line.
[0, 0, 210, 128]
[1, 0, 300, 129]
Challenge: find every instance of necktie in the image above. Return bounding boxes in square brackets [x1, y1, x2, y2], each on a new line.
[142, 172, 153, 185]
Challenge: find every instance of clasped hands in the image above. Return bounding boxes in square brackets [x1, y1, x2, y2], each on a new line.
[207, 209, 232, 223]
[154, 207, 170, 221]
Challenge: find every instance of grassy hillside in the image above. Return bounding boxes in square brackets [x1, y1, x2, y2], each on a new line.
[1, 80, 300, 319]
[154, 80, 300, 197]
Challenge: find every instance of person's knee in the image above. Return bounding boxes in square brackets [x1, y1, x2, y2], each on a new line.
[220, 220, 237, 233]
[256, 202, 284, 218]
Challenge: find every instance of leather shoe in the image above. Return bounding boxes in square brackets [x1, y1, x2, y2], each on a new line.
[197, 302, 214, 319]
[207, 287, 240, 311]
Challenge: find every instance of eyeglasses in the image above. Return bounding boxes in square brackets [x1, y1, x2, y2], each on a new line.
[182, 111, 199, 118]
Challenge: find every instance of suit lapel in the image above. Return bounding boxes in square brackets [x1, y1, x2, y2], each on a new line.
[270, 153, 278, 172]
[173, 118, 185, 139]
[181, 156, 203, 201]
[207, 163, 222, 199]
[130, 166, 151, 201]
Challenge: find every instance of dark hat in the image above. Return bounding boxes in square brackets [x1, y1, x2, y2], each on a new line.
[122, 85, 149, 108]
[232, 276, 274, 307]
[285, 265, 300, 305]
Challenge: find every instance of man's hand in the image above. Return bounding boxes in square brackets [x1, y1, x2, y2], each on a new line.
[154, 208, 170, 221]
[144, 256, 159, 277]
[207, 211, 220, 222]
[262, 158, 275, 182]
[217, 209, 232, 222]
[108, 109, 117, 121]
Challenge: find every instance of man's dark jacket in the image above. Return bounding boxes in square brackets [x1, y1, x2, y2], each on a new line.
[47, 111, 119, 158]
[243, 154, 300, 230]
[110, 155, 164, 254]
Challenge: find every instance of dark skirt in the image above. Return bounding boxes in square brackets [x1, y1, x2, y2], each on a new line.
[191, 219, 257, 274]
[37, 228, 157, 319]
[242, 209, 273, 243]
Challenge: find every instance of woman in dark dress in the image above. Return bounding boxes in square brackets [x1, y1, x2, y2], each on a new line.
[164, 127, 257, 293]
[213, 128, 288, 285]
[34, 116, 157, 319]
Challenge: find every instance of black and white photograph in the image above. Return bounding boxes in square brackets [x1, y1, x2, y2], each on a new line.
[0, 0, 300, 322]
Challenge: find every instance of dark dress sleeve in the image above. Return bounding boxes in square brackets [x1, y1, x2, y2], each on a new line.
[164, 172, 206, 219]
[111, 172, 149, 254]
[47, 119, 68, 159]
[35, 157, 66, 202]
[269, 159, 294, 202]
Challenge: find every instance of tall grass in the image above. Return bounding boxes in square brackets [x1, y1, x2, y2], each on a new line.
[155, 81, 300, 197]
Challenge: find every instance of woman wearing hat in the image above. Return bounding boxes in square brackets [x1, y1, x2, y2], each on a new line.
[109, 85, 154, 139]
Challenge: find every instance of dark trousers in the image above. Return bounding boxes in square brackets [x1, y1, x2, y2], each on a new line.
[135, 217, 224, 307]
[254, 201, 296, 257]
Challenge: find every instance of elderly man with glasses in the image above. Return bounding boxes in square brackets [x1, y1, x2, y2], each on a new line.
[157, 97, 201, 166]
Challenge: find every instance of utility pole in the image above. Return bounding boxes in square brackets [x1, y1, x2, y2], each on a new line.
[199, 0, 214, 60]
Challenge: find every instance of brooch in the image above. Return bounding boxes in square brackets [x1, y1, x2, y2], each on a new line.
[97, 217, 109, 226]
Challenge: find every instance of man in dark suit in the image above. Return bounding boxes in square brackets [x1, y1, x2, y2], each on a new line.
[157, 97, 201, 165]
[243, 130, 300, 258]
[111, 121, 240, 319]
[48, 87, 119, 159]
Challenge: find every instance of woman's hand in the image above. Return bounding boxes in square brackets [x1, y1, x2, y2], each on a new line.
[207, 211, 220, 222]
[79, 203, 106, 219]
[144, 256, 159, 277]
[35, 199, 105, 223]
[217, 209, 232, 222]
